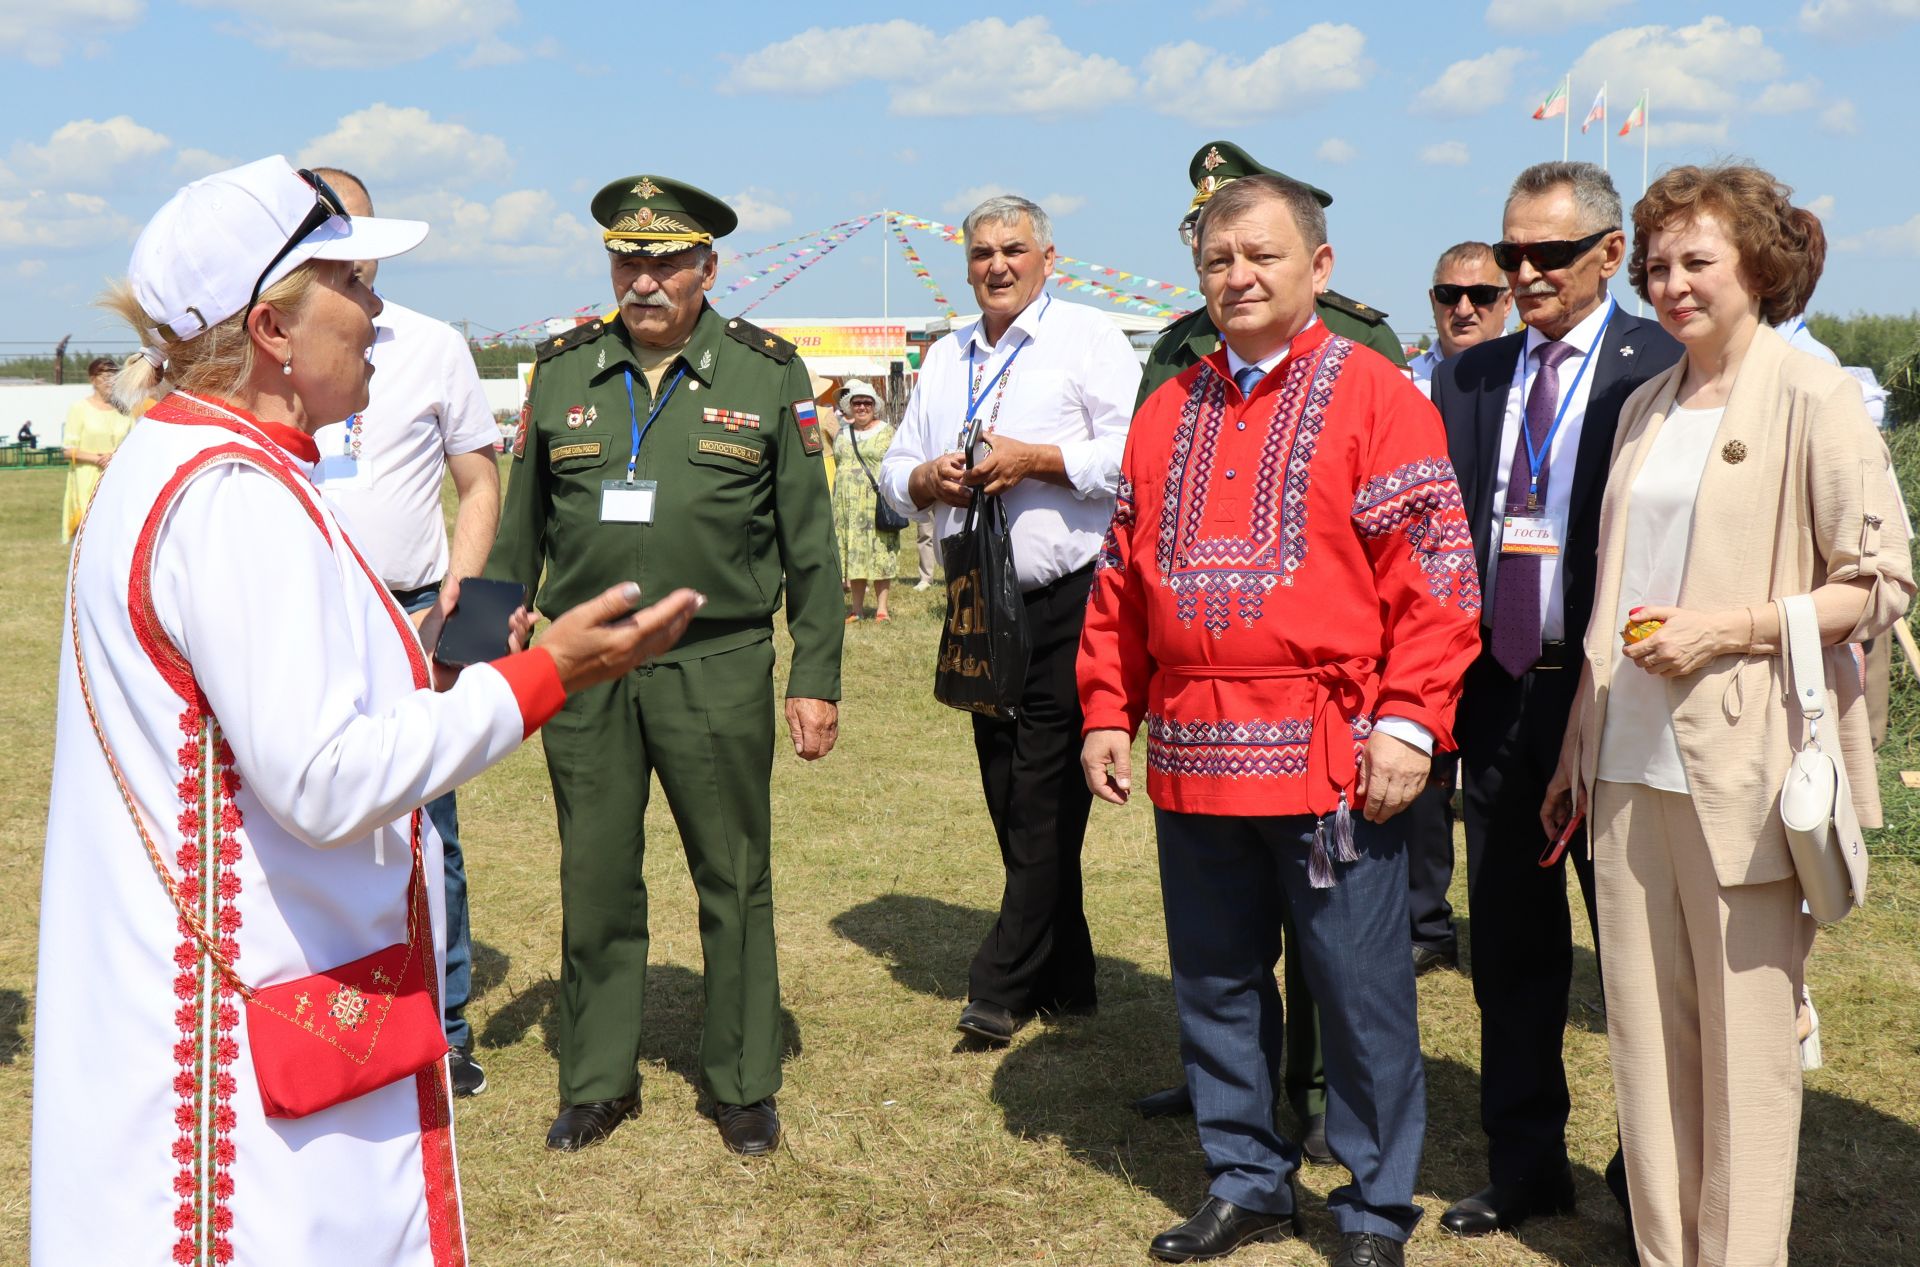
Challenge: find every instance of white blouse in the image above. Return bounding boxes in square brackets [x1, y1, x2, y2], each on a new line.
[1597, 404, 1725, 792]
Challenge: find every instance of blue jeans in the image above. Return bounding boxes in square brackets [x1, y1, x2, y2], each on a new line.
[1155, 807, 1425, 1241]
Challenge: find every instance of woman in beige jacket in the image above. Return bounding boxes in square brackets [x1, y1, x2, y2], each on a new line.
[1543, 165, 1912, 1267]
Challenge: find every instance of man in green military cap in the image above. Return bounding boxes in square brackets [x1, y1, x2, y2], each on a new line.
[485, 174, 843, 1157]
[1137, 140, 1408, 409]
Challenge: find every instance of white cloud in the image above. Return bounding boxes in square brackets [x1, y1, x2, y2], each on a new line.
[0, 0, 143, 66]
[1649, 120, 1733, 149]
[943, 184, 1011, 216]
[173, 147, 236, 179]
[1047, 193, 1087, 216]
[1316, 137, 1357, 164]
[1411, 48, 1530, 116]
[1570, 18, 1784, 115]
[1837, 214, 1920, 256]
[1821, 99, 1860, 133]
[1419, 140, 1471, 166]
[726, 18, 1133, 116]
[459, 33, 558, 68]
[1486, 0, 1630, 30]
[0, 190, 138, 251]
[1804, 194, 1837, 219]
[297, 105, 512, 191]
[1750, 79, 1821, 114]
[1800, 0, 1920, 36]
[729, 189, 794, 234]
[380, 187, 596, 269]
[6, 116, 170, 191]
[14, 259, 48, 279]
[1142, 24, 1371, 124]
[186, 0, 519, 68]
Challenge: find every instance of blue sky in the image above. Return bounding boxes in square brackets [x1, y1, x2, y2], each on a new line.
[2, 0, 1916, 349]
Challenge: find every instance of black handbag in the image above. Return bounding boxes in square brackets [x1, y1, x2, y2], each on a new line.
[848, 426, 911, 534]
[933, 483, 1030, 720]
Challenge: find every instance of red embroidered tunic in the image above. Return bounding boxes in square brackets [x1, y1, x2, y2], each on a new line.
[1078, 322, 1481, 818]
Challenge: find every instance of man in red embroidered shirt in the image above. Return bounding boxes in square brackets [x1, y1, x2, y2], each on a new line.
[1078, 174, 1480, 1266]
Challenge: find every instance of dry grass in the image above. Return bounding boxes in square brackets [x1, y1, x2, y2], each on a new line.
[1, 462, 1916, 1266]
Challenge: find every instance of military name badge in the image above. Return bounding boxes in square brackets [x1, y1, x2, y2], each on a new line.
[792, 399, 823, 455]
[566, 406, 586, 429]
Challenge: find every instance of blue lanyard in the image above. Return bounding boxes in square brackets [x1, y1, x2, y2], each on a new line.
[1520, 298, 1613, 507]
[623, 365, 686, 481]
[957, 295, 1048, 451]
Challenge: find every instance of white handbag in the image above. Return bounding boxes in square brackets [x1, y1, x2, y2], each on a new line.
[1776, 594, 1869, 923]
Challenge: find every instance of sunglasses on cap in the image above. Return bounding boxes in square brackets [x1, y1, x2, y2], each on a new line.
[1430, 283, 1509, 308]
[244, 168, 350, 324]
[1491, 227, 1616, 274]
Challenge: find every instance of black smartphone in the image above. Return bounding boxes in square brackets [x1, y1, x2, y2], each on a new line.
[432, 577, 527, 667]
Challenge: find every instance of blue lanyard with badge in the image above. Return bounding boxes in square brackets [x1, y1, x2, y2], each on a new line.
[1501, 299, 1614, 559]
[602, 364, 685, 524]
[954, 295, 1047, 456]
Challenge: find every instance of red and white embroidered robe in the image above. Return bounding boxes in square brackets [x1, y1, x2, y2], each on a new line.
[32, 393, 562, 1267]
[1078, 322, 1481, 822]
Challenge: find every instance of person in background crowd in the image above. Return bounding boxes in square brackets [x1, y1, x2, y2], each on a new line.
[32, 154, 699, 1267]
[1428, 160, 1680, 1243]
[1409, 242, 1512, 394]
[1544, 162, 1912, 1267]
[1081, 171, 1480, 1267]
[16, 420, 38, 446]
[881, 194, 1139, 1048]
[60, 355, 135, 542]
[485, 173, 843, 1158]
[831, 379, 900, 622]
[306, 167, 503, 1099]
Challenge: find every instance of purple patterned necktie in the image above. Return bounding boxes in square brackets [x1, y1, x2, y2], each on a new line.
[1490, 339, 1577, 678]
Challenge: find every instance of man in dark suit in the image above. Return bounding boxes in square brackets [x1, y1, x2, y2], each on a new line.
[1429, 161, 1680, 1240]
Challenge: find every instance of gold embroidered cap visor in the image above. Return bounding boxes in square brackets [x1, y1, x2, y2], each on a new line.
[1185, 139, 1333, 213]
[591, 174, 738, 257]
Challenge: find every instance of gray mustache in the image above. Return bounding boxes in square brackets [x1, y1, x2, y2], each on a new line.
[620, 289, 673, 310]
[1517, 282, 1558, 298]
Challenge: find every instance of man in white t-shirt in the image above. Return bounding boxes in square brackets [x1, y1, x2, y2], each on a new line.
[310, 168, 502, 1098]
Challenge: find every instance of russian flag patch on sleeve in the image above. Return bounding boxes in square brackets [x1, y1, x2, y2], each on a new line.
[792, 399, 823, 456]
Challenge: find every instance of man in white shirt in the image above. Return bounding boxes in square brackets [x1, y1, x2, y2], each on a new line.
[309, 168, 503, 1098]
[881, 195, 1140, 1046]
[1409, 242, 1512, 396]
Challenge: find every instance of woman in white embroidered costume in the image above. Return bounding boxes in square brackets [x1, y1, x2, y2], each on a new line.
[31, 158, 702, 1266]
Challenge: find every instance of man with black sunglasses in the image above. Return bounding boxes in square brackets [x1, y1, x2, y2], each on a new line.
[1428, 161, 1678, 1245]
[1410, 242, 1511, 398]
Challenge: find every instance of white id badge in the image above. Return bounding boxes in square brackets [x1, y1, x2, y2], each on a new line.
[1500, 513, 1562, 557]
[601, 479, 657, 524]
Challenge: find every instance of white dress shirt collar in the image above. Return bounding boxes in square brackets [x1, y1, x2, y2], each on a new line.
[1224, 315, 1322, 381]
[967, 291, 1053, 355]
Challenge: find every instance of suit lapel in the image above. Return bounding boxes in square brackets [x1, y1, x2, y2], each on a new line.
[1567, 308, 1637, 536]
[1677, 326, 1790, 611]
[1470, 335, 1525, 578]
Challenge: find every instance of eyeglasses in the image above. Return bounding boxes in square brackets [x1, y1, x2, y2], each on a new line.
[244, 168, 349, 325]
[1178, 210, 1201, 248]
[1491, 227, 1616, 273]
[1430, 283, 1509, 308]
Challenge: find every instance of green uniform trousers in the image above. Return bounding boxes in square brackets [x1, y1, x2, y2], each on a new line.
[542, 637, 781, 1107]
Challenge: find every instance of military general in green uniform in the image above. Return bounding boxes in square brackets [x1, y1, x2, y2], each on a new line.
[1138, 141, 1408, 409]
[485, 175, 843, 1157]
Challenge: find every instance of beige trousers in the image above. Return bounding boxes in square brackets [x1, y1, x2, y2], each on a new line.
[1592, 780, 1804, 1267]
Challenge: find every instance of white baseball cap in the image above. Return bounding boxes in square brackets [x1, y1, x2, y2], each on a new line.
[129, 155, 428, 343]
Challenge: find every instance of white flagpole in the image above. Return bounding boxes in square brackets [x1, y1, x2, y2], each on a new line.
[1562, 73, 1571, 161]
[1602, 81, 1609, 171]
[1641, 91, 1651, 196]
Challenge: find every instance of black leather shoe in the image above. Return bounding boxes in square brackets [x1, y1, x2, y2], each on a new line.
[1300, 1112, 1334, 1166]
[1330, 1232, 1405, 1267]
[956, 999, 1018, 1046]
[713, 1097, 781, 1156]
[545, 1095, 638, 1151]
[1440, 1166, 1577, 1236]
[1411, 941, 1458, 976]
[448, 1046, 486, 1098]
[1149, 1196, 1297, 1262]
[1134, 1082, 1195, 1118]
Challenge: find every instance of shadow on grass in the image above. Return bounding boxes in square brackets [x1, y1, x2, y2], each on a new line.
[0, 988, 24, 1065]
[475, 964, 802, 1101]
[469, 939, 511, 1005]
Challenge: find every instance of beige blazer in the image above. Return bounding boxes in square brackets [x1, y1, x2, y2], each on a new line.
[1561, 324, 1913, 887]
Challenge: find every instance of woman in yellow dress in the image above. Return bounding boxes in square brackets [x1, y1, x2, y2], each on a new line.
[61, 356, 136, 541]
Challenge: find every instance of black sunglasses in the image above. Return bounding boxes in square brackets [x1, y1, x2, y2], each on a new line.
[1430, 283, 1509, 307]
[1492, 227, 1616, 273]
[244, 168, 349, 325]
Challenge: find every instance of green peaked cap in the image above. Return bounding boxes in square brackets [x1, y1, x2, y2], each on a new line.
[591, 175, 738, 256]
[1187, 140, 1333, 212]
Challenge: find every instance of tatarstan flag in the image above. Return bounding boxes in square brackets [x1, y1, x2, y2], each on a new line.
[1619, 93, 1647, 137]
[1533, 82, 1568, 120]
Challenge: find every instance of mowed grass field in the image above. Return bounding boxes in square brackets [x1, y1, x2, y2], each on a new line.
[1, 457, 1917, 1266]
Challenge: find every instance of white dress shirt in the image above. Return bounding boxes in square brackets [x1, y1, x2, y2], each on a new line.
[1408, 345, 1443, 398]
[880, 293, 1140, 589]
[1484, 296, 1617, 642]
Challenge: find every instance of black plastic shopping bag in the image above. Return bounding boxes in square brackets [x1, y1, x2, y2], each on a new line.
[934, 491, 1031, 719]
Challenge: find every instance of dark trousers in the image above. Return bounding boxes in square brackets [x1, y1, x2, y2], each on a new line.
[1405, 774, 1457, 953]
[1157, 808, 1425, 1241]
[1457, 648, 1598, 1187]
[967, 566, 1097, 1013]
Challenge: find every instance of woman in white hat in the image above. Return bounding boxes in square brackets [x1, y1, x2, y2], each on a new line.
[30, 158, 701, 1266]
[830, 379, 903, 621]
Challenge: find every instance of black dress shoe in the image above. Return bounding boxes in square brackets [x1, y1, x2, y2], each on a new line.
[1330, 1232, 1405, 1267]
[448, 1045, 487, 1098]
[1300, 1112, 1334, 1166]
[956, 999, 1018, 1046]
[1411, 942, 1458, 976]
[1134, 1082, 1195, 1119]
[545, 1095, 638, 1151]
[1440, 1166, 1576, 1236]
[1149, 1196, 1297, 1262]
[713, 1097, 781, 1156]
